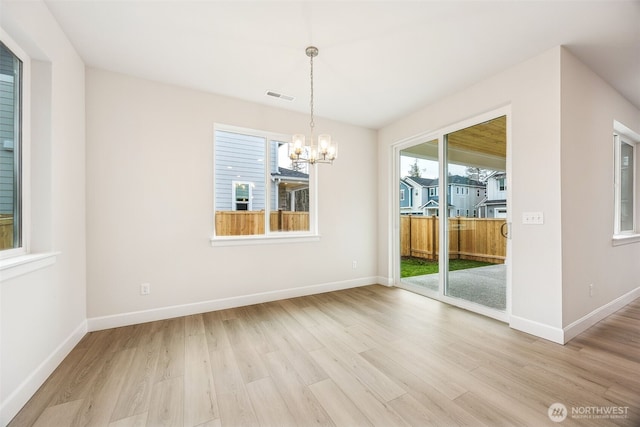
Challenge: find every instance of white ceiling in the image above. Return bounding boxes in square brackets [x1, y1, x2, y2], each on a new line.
[43, 0, 640, 129]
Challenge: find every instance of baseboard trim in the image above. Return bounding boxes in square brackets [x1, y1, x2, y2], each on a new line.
[563, 286, 640, 343]
[377, 276, 394, 286]
[1, 320, 87, 426]
[88, 277, 378, 332]
[509, 315, 565, 344]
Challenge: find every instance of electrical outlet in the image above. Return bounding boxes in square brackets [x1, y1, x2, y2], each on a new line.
[140, 283, 150, 295]
[589, 283, 594, 297]
[352, 260, 357, 269]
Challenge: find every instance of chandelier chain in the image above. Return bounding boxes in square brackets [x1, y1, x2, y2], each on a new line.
[309, 52, 315, 138]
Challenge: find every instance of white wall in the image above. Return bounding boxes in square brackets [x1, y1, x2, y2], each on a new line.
[378, 46, 640, 343]
[378, 48, 565, 340]
[0, 1, 86, 424]
[560, 48, 640, 331]
[85, 68, 378, 325]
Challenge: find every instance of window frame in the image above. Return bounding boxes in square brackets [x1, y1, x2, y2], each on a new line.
[613, 121, 640, 246]
[211, 123, 319, 246]
[0, 33, 30, 260]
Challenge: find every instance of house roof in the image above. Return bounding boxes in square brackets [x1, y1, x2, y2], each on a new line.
[481, 199, 507, 206]
[486, 171, 507, 180]
[426, 175, 485, 187]
[272, 167, 309, 181]
[404, 176, 436, 187]
[420, 200, 454, 209]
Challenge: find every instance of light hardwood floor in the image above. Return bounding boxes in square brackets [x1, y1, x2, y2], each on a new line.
[8, 285, 640, 426]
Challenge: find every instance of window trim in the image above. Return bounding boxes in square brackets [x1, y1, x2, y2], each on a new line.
[613, 121, 640, 245]
[0, 252, 59, 281]
[211, 123, 318, 245]
[0, 30, 30, 261]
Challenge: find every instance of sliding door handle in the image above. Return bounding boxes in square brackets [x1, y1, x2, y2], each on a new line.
[500, 222, 510, 239]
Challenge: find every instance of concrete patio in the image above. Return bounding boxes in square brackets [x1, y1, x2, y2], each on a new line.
[401, 264, 506, 310]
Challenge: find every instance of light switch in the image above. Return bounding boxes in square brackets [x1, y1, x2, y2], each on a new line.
[522, 211, 544, 225]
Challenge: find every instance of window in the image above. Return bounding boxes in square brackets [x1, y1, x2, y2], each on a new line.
[498, 178, 506, 191]
[0, 42, 23, 255]
[232, 181, 253, 211]
[400, 189, 405, 201]
[614, 129, 637, 236]
[213, 125, 314, 240]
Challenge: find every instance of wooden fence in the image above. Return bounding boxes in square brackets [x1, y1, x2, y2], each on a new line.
[215, 211, 309, 236]
[0, 216, 13, 250]
[401, 215, 506, 264]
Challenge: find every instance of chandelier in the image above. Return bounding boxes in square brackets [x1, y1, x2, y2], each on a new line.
[289, 46, 337, 165]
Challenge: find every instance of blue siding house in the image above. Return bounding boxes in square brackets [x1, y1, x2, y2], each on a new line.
[214, 130, 267, 211]
[0, 44, 17, 216]
[400, 179, 413, 213]
[214, 129, 308, 212]
[401, 175, 486, 217]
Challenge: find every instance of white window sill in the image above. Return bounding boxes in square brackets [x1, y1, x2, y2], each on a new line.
[0, 252, 59, 282]
[612, 234, 640, 246]
[210, 233, 321, 247]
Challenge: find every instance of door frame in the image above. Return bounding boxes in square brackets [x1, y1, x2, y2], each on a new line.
[391, 106, 512, 322]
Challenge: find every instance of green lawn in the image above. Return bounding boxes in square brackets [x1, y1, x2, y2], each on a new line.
[401, 257, 494, 278]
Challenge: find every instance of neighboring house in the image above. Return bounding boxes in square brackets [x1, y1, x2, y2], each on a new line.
[477, 171, 507, 218]
[271, 167, 309, 212]
[446, 175, 486, 218]
[214, 131, 267, 211]
[0, 45, 16, 216]
[403, 176, 435, 214]
[402, 175, 485, 217]
[399, 179, 413, 213]
[214, 130, 309, 212]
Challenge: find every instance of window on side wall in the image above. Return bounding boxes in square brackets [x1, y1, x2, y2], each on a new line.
[614, 128, 637, 239]
[213, 125, 314, 241]
[0, 41, 23, 257]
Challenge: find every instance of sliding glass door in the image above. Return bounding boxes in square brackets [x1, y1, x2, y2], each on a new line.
[398, 112, 509, 320]
[399, 138, 440, 298]
[444, 117, 507, 312]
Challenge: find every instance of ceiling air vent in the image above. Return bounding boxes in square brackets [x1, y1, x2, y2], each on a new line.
[266, 91, 294, 101]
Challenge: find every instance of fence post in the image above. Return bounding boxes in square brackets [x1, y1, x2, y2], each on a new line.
[457, 216, 461, 260]
[408, 215, 413, 258]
